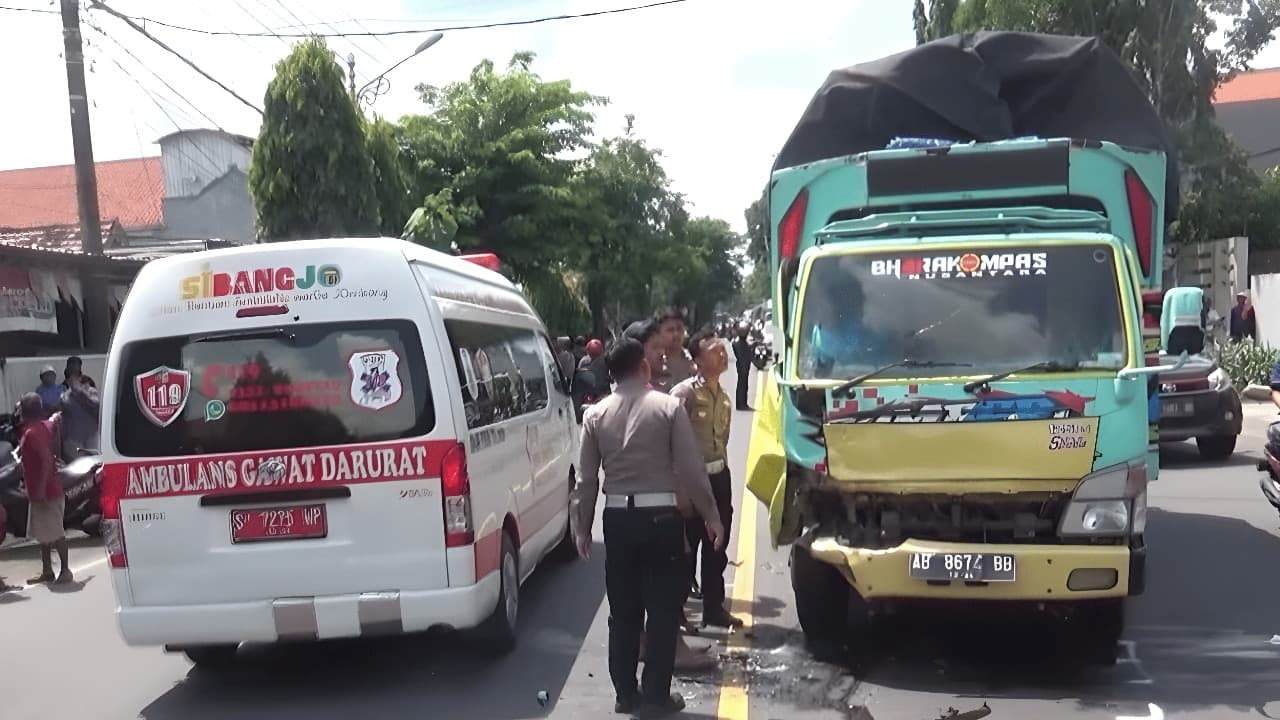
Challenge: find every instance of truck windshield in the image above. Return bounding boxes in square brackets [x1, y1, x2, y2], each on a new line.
[795, 244, 1128, 380]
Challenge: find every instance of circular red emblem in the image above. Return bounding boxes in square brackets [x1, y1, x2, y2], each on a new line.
[958, 253, 981, 273]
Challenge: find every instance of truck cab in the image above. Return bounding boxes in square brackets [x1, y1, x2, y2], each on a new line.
[747, 137, 1183, 661]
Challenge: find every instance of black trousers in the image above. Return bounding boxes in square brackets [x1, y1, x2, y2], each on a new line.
[735, 363, 751, 409]
[686, 468, 733, 614]
[604, 505, 687, 703]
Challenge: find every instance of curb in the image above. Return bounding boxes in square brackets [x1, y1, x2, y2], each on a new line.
[1244, 385, 1272, 402]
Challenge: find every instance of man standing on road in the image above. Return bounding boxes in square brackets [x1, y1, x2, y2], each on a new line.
[1230, 291, 1257, 342]
[627, 317, 716, 643]
[17, 393, 72, 586]
[732, 324, 754, 411]
[575, 338, 725, 717]
[672, 327, 744, 630]
[59, 366, 100, 460]
[652, 308, 694, 394]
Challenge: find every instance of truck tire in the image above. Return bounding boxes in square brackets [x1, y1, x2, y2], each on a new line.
[477, 532, 520, 653]
[791, 544, 852, 659]
[1075, 599, 1124, 666]
[1195, 435, 1236, 460]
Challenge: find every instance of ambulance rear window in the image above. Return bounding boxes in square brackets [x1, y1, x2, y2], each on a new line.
[113, 320, 435, 457]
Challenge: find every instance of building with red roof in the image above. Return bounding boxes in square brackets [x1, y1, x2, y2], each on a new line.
[0, 129, 254, 356]
[1214, 67, 1280, 173]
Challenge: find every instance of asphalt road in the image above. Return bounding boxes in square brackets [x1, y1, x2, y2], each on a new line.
[3, 370, 1279, 720]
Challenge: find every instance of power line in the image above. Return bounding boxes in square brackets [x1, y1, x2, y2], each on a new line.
[77, 0, 691, 38]
[83, 18, 226, 132]
[96, 51, 227, 181]
[0, 4, 58, 14]
[88, 0, 264, 115]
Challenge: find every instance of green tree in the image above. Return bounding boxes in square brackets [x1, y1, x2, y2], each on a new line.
[400, 52, 601, 273]
[911, 0, 1280, 246]
[732, 188, 772, 312]
[365, 116, 411, 237]
[663, 217, 744, 329]
[568, 130, 688, 336]
[398, 52, 602, 333]
[249, 37, 379, 241]
[743, 188, 768, 266]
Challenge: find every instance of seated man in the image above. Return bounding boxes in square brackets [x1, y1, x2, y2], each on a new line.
[808, 314, 885, 377]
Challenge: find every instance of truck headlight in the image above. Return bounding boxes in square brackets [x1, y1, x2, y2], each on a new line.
[1060, 462, 1146, 537]
[1208, 367, 1232, 392]
[1081, 501, 1129, 533]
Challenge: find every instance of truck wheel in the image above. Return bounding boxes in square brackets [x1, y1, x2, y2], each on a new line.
[477, 532, 520, 653]
[184, 644, 238, 669]
[1076, 599, 1124, 666]
[791, 544, 853, 659]
[1195, 435, 1237, 460]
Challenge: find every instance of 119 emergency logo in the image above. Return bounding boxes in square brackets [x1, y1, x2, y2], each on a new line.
[871, 251, 1048, 279]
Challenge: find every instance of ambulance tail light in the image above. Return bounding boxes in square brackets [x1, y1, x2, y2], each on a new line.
[100, 468, 128, 568]
[778, 188, 809, 261]
[460, 253, 502, 273]
[441, 442, 474, 547]
[1125, 169, 1155, 278]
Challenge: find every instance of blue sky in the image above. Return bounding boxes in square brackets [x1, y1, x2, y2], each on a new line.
[1, 0, 1275, 232]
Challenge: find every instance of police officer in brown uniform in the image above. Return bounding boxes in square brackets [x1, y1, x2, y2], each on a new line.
[671, 327, 743, 629]
[576, 338, 725, 716]
[652, 308, 694, 394]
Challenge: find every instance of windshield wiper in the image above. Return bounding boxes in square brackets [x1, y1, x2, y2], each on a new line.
[961, 360, 1080, 394]
[831, 360, 973, 398]
[193, 328, 295, 344]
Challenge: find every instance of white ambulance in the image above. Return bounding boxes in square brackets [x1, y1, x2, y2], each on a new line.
[99, 238, 580, 666]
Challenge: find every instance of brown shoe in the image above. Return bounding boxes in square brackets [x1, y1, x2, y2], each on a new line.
[54, 570, 75, 585]
[26, 572, 54, 585]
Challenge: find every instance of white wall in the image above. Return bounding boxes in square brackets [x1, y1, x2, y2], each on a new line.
[160, 131, 252, 199]
[1253, 273, 1280, 349]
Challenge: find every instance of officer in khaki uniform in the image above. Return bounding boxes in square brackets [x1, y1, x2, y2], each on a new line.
[652, 307, 694, 394]
[671, 327, 743, 629]
[576, 338, 725, 717]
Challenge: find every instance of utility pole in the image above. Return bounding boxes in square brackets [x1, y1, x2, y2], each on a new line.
[60, 0, 111, 350]
[347, 53, 357, 100]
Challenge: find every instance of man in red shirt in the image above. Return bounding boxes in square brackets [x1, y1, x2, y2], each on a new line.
[18, 393, 72, 585]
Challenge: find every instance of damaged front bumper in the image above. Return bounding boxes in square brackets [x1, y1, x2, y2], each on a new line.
[808, 536, 1133, 601]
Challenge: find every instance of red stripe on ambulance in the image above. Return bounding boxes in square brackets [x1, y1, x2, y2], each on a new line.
[103, 439, 455, 499]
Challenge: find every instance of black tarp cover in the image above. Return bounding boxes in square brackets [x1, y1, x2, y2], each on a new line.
[774, 32, 1179, 221]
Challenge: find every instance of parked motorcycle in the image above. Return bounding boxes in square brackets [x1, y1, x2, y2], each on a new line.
[0, 414, 104, 539]
[1258, 416, 1280, 515]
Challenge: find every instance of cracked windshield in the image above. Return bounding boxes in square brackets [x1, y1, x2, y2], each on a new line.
[4, 1, 1280, 720]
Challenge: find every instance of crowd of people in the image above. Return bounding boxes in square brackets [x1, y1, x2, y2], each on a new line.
[572, 307, 759, 717]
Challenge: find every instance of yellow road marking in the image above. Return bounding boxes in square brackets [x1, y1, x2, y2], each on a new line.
[717, 379, 763, 720]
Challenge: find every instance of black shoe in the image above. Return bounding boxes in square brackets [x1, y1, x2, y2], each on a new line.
[615, 694, 640, 714]
[638, 693, 686, 717]
[702, 608, 744, 629]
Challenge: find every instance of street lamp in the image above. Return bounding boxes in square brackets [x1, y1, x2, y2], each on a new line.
[357, 32, 443, 108]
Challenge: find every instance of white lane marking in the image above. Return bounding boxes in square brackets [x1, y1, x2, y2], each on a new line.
[1117, 703, 1163, 720]
[16, 555, 108, 591]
